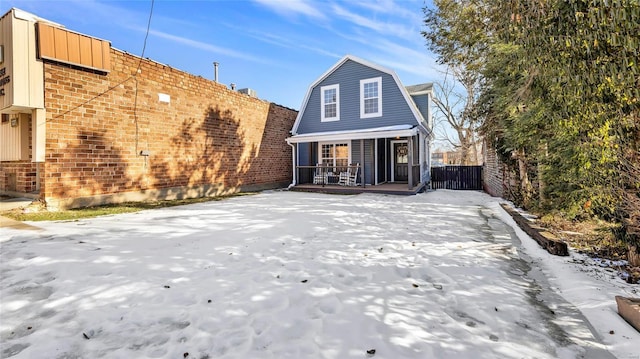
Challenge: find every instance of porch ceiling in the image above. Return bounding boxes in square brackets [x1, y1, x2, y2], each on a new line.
[286, 125, 419, 144]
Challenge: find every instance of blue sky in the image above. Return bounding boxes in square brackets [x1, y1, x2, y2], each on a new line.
[4, 0, 440, 111]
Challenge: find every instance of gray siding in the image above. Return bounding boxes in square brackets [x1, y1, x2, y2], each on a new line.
[410, 94, 430, 127]
[297, 60, 418, 134]
[298, 142, 312, 166]
[350, 139, 375, 185]
[376, 138, 387, 184]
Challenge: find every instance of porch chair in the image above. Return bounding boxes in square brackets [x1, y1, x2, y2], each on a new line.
[347, 163, 359, 186]
[313, 163, 328, 185]
[338, 167, 351, 186]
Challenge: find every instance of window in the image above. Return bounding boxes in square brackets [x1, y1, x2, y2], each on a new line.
[321, 84, 340, 122]
[320, 142, 349, 172]
[360, 77, 382, 118]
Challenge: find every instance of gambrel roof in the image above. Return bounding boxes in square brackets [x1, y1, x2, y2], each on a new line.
[290, 55, 431, 137]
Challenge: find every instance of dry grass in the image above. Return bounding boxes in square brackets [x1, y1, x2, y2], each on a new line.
[1, 193, 254, 222]
[538, 213, 639, 283]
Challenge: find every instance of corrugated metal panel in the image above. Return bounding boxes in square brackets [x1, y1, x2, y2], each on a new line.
[67, 32, 81, 63]
[1, 9, 45, 110]
[79, 35, 92, 67]
[37, 21, 55, 60]
[297, 60, 417, 134]
[52, 26, 67, 59]
[37, 23, 111, 72]
[0, 114, 29, 161]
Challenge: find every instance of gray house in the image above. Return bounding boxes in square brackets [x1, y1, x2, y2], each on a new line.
[286, 55, 433, 194]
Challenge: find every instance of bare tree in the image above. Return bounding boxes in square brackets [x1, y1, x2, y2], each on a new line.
[431, 66, 481, 165]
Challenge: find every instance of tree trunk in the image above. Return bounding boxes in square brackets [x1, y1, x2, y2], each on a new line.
[471, 137, 479, 165]
[538, 142, 548, 206]
[517, 149, 533, 208]
[629, 246, 640, 267]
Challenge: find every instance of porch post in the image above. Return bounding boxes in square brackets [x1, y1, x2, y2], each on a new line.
[407, 136, 413, 190]
[360, 139, 365, 187]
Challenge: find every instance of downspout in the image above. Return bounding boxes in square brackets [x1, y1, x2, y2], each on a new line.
[407, 136, 413, 190]
[287, 141, 297, 189]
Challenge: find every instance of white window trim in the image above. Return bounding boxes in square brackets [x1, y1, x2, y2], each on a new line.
[321, 84, 340, 122]
[318, 141, 351, 168]
[360, 77, 382, 119]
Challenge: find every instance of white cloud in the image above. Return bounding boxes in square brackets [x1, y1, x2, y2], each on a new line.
[147, 29, 269, 64]
[349, 0, 424, 23]
[252, 0, 326, 20]
[232, 26, 343, 60]
[330, 3, 415, 39]
[334, 30, 441, 80]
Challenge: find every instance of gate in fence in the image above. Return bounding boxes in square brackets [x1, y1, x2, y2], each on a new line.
[431, 165, 483, 190]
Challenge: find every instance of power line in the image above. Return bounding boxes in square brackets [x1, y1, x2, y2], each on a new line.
[133, 0, 155, 155]
[47, 0, 155, 125]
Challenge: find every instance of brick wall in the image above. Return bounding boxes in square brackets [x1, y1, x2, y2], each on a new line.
[41, 49, 297, 209]
[0, 118, 39, 194]
[482, 140, 517, 200]
[0, 161, 39, 194]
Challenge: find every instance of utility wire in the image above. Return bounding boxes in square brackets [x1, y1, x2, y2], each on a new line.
[48, 0, 155, 124]
[133, 0, 155, 155]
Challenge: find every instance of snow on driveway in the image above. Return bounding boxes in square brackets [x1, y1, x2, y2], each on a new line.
[1, 190, 638, 359]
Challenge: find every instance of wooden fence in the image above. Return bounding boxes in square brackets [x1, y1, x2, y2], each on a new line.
[431, 166, 483, 190]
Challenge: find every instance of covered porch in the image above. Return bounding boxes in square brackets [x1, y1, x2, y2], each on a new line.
[286, 125, 430, 195]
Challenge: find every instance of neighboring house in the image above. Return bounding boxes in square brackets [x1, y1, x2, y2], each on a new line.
[432, 149, 462, 166]
[286, 55, 433, 193]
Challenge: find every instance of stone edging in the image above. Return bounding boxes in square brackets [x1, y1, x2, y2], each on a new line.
[615, 296, 640, 333]
[500, 203, 569, 256]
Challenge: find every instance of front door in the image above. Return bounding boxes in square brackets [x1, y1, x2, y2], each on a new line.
[393, 142, 408, 182]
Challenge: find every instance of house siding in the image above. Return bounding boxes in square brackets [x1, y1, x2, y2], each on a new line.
[410, 94, 430, 127]
[296, 60, 417, 134]
[350, 139, 375, 185]
[297, 142, 312, 167]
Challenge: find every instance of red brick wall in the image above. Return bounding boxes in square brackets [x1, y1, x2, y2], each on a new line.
[0, 161, 39, 193]
[1, 118, 39, 194]
[482, 140, 517, 200]
[41, 49, 297, 208]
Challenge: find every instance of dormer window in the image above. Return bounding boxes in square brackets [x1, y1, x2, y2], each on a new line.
[321, 84, 340, 122]
[360, 77, 382, 118]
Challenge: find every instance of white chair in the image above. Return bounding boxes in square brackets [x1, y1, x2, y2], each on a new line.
[347, 163, 359, 186]
[313, 164, 328, 185]
[338, 167, 350, 186]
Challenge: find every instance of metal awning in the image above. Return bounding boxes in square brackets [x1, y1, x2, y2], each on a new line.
[286, 125, 419, 144]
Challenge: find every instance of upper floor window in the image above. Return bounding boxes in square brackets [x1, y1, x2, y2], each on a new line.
[360, 77, 382, 118]
[321, 84, 340, 122]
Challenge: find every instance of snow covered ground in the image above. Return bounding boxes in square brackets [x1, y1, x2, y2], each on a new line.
[1, 190, 638, 359]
